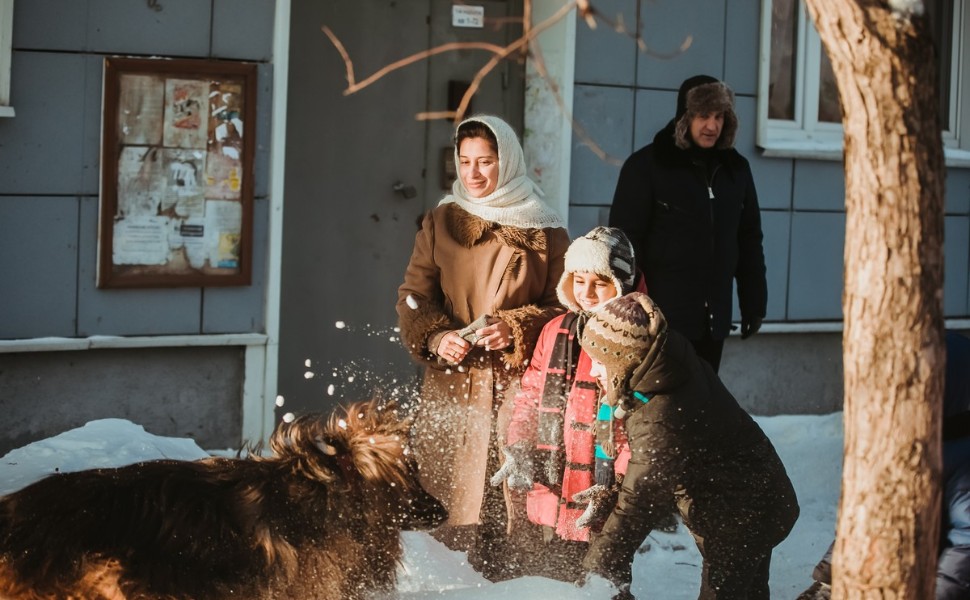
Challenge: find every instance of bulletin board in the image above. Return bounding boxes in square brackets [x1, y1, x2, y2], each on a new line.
[98, 57, 257, 288]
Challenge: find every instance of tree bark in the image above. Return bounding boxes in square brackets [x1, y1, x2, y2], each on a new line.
[802, 1, 946, 598]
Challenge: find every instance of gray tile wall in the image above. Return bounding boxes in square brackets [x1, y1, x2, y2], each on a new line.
[0, 0, 274, 340]
[0, 197, 80, 338]
[569, 0, 970, 322]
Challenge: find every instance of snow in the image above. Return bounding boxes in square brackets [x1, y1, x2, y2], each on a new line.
[0, 412, 843, 599]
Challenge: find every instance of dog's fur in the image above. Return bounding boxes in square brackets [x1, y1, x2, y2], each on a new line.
[0, 400, 447, 600]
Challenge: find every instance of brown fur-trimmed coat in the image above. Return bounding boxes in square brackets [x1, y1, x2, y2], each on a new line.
[397, 202, 569, 528]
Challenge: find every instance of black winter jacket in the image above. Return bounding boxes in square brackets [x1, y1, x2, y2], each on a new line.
[583, 330, 799, 585]
[609, 122, 767, 340]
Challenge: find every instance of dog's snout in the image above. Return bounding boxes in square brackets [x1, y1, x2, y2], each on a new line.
[403, 488, 448, 530]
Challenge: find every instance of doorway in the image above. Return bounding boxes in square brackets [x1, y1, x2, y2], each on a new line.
[279, 1, 525, 417]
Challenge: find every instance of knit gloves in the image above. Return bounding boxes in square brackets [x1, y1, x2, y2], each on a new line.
[490, 442, 535, 491]
[458, 314, 490, 343]
[573, 476, 622, 530]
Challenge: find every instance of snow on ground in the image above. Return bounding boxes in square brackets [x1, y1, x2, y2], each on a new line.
[0, 412, 843, 599]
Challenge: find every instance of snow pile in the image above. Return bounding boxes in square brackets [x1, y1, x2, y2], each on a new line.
[0, 419, 209, 496]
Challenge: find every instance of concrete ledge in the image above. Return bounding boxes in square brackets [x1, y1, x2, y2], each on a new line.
[733, 319, 970, 336]
[0, 334, 268, 353]
[722, 323, 970, 416]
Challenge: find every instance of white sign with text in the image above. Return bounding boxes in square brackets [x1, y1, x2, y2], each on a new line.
[452, 5, 484, 28]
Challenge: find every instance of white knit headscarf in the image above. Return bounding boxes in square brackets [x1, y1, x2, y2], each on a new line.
[439, 115, 564, 229]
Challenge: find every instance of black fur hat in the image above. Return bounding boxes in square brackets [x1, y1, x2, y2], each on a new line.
[673, 75, 738, 150]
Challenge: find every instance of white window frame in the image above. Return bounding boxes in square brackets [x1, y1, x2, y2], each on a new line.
[0, 0, 13, 118]
[757, 0, 970, 167]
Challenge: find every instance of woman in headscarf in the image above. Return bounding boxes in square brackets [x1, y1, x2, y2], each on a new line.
[397, 115, 569, 580]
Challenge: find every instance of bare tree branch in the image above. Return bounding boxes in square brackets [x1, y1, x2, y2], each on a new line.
[322, 0, 691, 163]
[322, 26, 505, 96]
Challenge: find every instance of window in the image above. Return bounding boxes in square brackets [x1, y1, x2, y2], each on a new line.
[757, 0, 970, 165]
[0, 0, 12, 118]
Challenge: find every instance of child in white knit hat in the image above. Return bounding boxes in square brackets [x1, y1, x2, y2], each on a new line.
[490, 226, 644, 582]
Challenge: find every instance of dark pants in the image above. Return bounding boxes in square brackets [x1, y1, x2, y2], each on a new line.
[584, 432, 797, 599]
[694, 532, 772, 599]
[586, 486, 777, 599]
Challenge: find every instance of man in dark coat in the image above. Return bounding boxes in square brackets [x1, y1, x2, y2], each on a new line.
[608, 75, 767, 372]
[578, 292, 799, 599]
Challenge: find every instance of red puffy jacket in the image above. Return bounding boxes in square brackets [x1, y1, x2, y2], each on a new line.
[506, 312, 630, 542]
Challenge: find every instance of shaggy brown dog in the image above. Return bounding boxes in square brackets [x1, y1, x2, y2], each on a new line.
[0, 401, 447, 600]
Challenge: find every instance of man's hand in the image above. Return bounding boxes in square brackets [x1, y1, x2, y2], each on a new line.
[740, 315, 763, 340]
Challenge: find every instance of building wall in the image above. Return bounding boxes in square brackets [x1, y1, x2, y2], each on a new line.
[564, 0, 970, 413]
[0, 347, 245, 456]
[0, 0, 277, 451]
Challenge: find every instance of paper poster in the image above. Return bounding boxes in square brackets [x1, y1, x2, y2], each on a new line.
[112, 216, 170, 265]
[159, 148, 206, 217]
[117, 146, 167, 217]
[163, 78, 209, 149]
[205, 199, 242, 268]
[117, 74, 165, 145]
[205, 81, 245, 200]
[177, 218, 208, 269]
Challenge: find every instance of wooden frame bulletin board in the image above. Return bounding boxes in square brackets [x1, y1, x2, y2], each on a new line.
[98, 57, 257, 288]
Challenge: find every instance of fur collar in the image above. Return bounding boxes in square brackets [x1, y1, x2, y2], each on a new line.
[444, 203, 548, 252]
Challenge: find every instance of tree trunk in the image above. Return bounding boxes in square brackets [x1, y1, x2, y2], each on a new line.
[802, 1, 946, 598]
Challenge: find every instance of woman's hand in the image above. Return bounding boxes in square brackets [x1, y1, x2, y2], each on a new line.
[475, 317, 512, 351]
[436, 331, 472, 364]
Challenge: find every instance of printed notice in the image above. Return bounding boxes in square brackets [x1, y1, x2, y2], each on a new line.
[205, 200, 242, 269]
[113, 216, 170, 265]
[179, 218, 208, 268]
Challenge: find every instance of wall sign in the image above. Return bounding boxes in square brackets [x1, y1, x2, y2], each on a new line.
[452, 5, 484, 28]
[98, 57, 257, 288]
